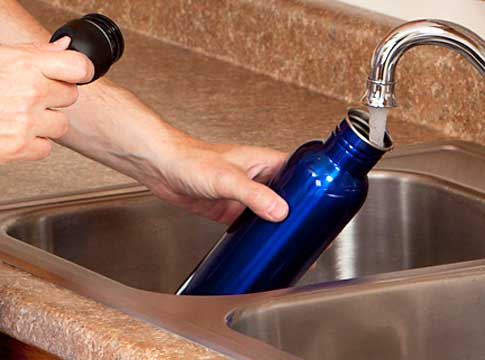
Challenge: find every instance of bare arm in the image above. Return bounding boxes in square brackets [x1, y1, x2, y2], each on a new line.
[0, 0, 289, 223]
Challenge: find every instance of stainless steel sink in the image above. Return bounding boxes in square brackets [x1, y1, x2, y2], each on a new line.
[230, 265, 485, 360]
[1, 141, 485, 359]
[6, 194, 225, 293]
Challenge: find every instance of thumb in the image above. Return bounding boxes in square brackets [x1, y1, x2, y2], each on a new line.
[39, 36, 71, 52]
[217, 170, 289, 222]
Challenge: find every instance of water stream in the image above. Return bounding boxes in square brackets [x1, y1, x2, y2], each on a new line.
[368, 106, 388, 147]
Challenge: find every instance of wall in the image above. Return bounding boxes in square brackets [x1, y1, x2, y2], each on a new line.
[337, 0, 485, 37]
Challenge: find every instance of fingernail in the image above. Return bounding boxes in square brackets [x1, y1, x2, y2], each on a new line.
[52, 36, 71, 47]
[268, 200, 289, 221]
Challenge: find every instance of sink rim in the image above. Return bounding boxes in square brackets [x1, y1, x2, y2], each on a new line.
[1, 140, 485, 359]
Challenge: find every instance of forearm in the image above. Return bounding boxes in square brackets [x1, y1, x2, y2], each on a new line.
[60, 79, 193, 183]
[0, 0, 289, 223]
[0, 0, 49, 43]
[0, 0, 192, 182]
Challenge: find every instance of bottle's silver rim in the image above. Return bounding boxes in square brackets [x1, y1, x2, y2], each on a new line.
[344, 107, 394, 151]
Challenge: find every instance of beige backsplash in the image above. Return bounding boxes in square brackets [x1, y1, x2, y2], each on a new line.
[40, 0, 485, 144]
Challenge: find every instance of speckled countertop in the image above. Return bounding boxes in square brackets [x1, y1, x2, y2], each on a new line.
[2, 0, 444, 204]
[0, 0, 450, 359]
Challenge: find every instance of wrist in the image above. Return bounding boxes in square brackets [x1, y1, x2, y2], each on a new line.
[138, 128, 208, 184]
[60, 79, 202, 185]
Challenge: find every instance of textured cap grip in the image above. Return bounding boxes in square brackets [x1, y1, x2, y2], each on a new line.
[50, 13, 124, 84]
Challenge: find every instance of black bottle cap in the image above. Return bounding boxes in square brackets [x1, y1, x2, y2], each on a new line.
[50, 13, 125, 83]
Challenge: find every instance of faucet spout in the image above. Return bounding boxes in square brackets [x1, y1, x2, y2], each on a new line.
[362, 19, 485, 108]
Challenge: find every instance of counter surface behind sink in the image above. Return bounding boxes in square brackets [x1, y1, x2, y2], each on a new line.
[2, 0, 444, 205]
[0, 0, 449, 359]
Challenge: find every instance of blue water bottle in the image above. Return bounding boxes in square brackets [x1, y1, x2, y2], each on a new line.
[177, 108, 392, 295]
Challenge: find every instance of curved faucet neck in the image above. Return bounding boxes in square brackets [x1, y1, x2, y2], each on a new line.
[362, 19, 485, 108]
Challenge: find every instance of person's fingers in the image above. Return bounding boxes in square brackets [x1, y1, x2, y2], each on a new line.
[33, 36, 71, 52]
[31, 46, 95, 84]
[186, 198, 245, 225]
[0, 131, 52, 163]
[0, 75, 79, 112]
[216, 169, 289, 222]
[251, 148, 287, 175]
[31, 109, 69, 138]
[21, 137, 52, 161]
[0, 110, 68, 140]
[223, 145, 287, 181]
[39, 79, 79, 109]
[215, 200, 246, 224]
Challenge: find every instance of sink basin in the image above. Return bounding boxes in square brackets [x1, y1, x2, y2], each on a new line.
[230, 266, 485, 360]
[1, 141, 485, 359]
[6, 195, 225, 293]
[301, 169, 485, 285]
[6, 163, 485, 293]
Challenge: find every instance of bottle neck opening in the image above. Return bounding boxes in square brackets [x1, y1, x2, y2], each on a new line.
[325, 108, 393, 176]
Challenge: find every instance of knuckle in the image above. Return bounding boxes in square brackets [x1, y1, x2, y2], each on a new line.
[4, 136, 28, 157]
[54, 114, 69, 138]
[17, 75, 47, 109]
[15, 112, 35, 132]
[69, 53, 92, 81]
[29, 79, 48, 99]
[18, 95, 38, 112]
[11, 54, 36, 74]
[32, 141, 52, 160]
[213, 168, 261, 204]
[29, 42, 48, 52]
[26, 42, 41, 51]
[67, 85, 79, 104]
[246, 185, 264, 203]
[80, 55, 93, 80]
[214, 169, 236, 192]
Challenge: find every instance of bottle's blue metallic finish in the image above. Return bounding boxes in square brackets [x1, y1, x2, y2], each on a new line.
[177, 109, 393, 296]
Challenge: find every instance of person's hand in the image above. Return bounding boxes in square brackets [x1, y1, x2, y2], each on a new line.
[140, 138, 289, 224]
[0, 37, 94, 164]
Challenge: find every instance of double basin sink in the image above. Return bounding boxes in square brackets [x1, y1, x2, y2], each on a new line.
[1, 141, 485, 359]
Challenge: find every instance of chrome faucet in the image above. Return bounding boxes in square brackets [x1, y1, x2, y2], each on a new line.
[362, 19, 485, 108]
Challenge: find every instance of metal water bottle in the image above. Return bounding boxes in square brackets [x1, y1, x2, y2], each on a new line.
[177, 108, 392, 295]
